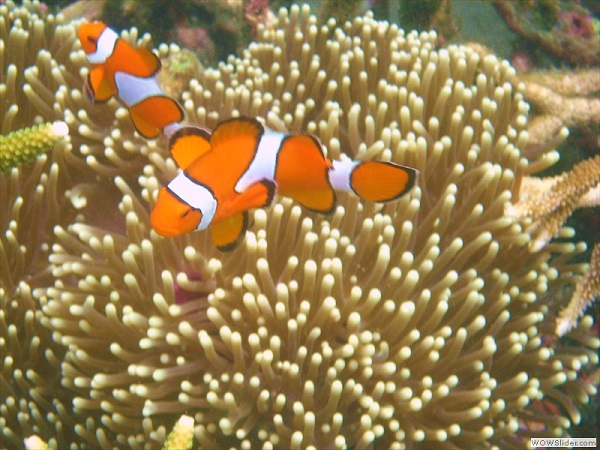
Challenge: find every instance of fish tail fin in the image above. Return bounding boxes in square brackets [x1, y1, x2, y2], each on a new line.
[129, 95, 185, 139]
[333, 160, 416, 203]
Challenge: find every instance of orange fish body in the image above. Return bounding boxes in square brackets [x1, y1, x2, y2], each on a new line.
[78, 22, 184, 138]
[151, 117, 417, 251]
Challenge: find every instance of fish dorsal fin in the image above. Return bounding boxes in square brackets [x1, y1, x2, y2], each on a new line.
[210, 117, 264, 153]
[210, 212, 248, 252]
[135, 46, 162, 77]
[114, 41, 162, 78]
[169, 126, 212, 169]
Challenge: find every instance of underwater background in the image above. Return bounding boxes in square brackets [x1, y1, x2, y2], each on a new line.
[1, 0, 598, 448]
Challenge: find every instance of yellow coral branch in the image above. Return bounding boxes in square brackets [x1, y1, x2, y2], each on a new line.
[557, 243, 600, 336]
[507, 155, 600, 251]
[24, 435, 49, 450]
[0, 121, 69, 172]
[162, 415, 194, 450]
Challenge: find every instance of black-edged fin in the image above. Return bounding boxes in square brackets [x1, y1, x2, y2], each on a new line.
[169, 126, 212, 169]
[350, 161, 417, 203]
[262, 179, 276, 207]
[211, 212, 248, 251]
[210, 117, 264, 152]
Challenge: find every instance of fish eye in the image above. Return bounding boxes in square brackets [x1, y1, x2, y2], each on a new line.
[87, 36, 97, 44]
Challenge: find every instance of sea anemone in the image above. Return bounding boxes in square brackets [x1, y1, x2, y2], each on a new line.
[1, 1, 597, 449]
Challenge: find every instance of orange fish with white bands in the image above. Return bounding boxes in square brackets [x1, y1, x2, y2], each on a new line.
[151, 117, 417, 251]
[78, 22, 184, 139]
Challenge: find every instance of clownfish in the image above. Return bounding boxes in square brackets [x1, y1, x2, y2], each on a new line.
[151, 117, 417, 251]
[77, 22, 184, 139]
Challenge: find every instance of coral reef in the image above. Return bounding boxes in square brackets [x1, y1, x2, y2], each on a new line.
[508, 155, 600, 340]
[98, 0, 250, 66]
[494, 0, 600, 66]
[557, 243, 600, 336]
[316, 0, 367, 25]
[245, 0, 277, 36]
[56, 0, 266, 67]
[1, 1, 598, 449]
[507, 155, 600, 251]
[375, 0, 458, 45]
[517, 69, 600, 151]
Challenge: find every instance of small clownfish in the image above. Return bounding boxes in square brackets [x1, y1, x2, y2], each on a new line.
[151, 117, 417, 251]
[77, 21, 184, 139]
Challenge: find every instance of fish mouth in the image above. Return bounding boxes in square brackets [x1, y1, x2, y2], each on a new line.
[152, 225, 181, 237]
[150, 206, 201, 237]
[150, 211, 181, 237]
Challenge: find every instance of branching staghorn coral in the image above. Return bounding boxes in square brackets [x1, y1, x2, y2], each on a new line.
[507, 155, 600, 251]
[557, 243, 600, 337]
[2, 2, 599, 449]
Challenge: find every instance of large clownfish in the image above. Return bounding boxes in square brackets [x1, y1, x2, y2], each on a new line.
[151, 117, 417, 251]
[77, 22, 184, 139]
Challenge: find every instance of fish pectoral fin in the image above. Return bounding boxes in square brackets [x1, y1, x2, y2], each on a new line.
[211, 181, 274, 251]
[169, 125, 212, 169]
[88, 67, 114, 102]
[350, 161, 417, 202]
[211, 212, 248, 251]
[228, 180, 276, 215]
